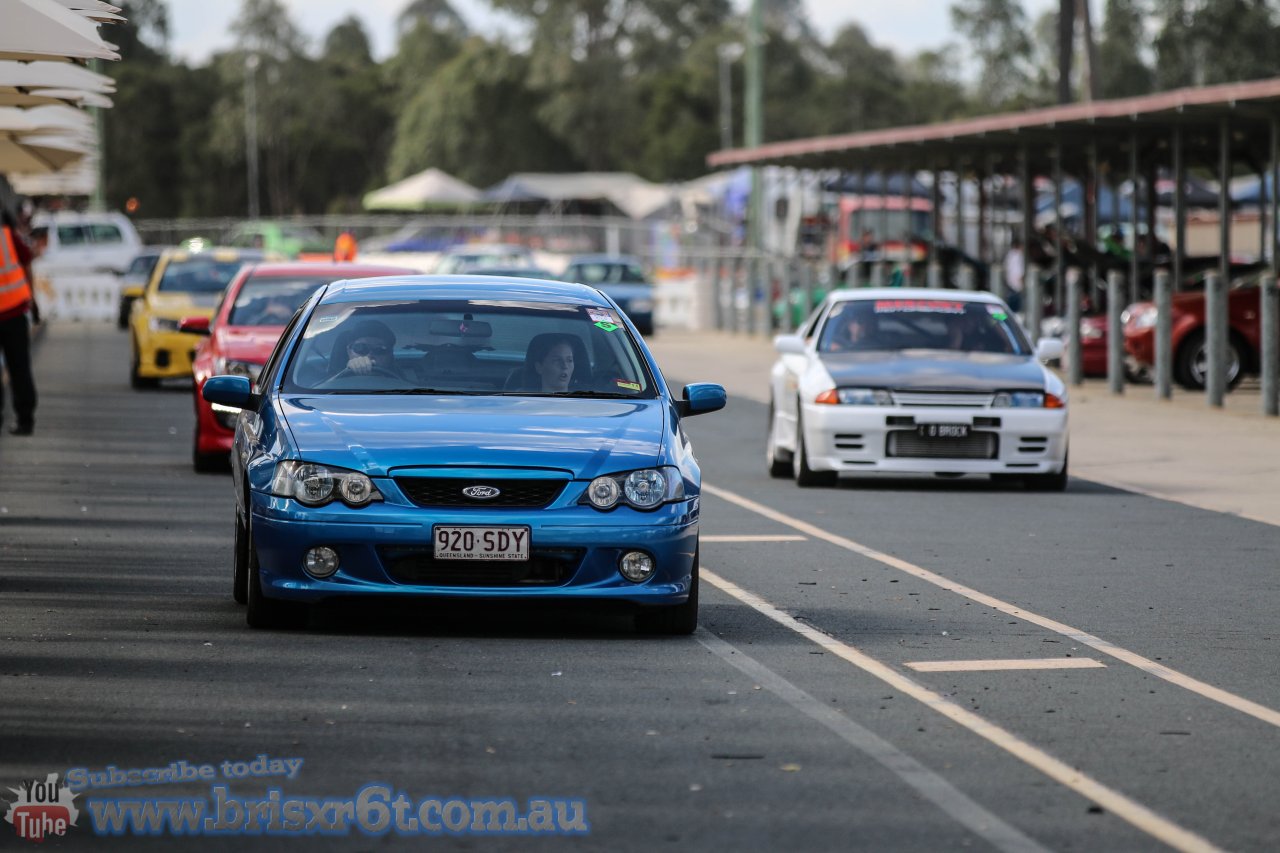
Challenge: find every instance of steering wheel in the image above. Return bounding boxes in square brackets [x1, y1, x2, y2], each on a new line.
[316, 366, 412, 388]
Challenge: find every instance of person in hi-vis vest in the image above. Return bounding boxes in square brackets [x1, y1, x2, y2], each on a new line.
[0, 197, 37, 436]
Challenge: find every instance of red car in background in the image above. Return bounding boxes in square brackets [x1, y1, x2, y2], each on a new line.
[187, 262, 414, 471]
[1123, 282, 1271, 391]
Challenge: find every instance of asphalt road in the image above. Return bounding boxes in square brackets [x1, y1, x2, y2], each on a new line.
[1, 323, 1277, 851]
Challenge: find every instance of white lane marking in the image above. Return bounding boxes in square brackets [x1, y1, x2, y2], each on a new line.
[905, 659, 1107, 673]
[702, 569, 1223, 853]
[705, 482, 1280, 730]
[696, 628, 1051, 853]
[702, 534, 807, 542]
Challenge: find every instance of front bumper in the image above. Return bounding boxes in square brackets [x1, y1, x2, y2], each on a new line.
[136, 328, 201, 379]
[801, 403, 1068, 475]
[249, 490, 700, 606]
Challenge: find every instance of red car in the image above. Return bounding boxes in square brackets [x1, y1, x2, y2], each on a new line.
[1123, 284, 1270, 391]
[188, 262, 414, 471]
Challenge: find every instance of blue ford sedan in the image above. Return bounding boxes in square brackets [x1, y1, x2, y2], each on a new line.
[203, 276, 725, 632]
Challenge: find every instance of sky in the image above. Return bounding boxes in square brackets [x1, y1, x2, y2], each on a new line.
[161, 0, 1061, 66]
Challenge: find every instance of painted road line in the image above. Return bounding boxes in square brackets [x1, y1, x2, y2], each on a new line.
[696, 629, 1052, 853]
[702, 568, 1223, 853]
[705, 482, 1280, 730]
[906, 659, 1107, 673]
[702, 534, 807, 543]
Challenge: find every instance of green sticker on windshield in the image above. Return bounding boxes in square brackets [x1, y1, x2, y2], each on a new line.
[991, 311, 1008, 321]
[594, 321, 620, 332]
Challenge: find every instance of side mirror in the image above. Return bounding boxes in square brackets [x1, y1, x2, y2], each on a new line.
[179, 316, 211, 335]
[675, 383, 726, 417]
[121, 285, 144, 299]
[1035, 338, 1064, 362]
[774, 334, 806, 355]
[202, 375, 258, 411]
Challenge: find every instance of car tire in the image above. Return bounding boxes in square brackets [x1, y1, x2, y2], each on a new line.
[1174, 330, 1243, 391]
[116, 297, 132, 330]
[232, 509, 249, 605]
[245, 519, 307, 629]
[766, 402, 793, 478]
[793, 407, 837, 488]
[1024, 452, 1069, 492]
[130, 340, 158, 389]
[635, 545, 699, 636]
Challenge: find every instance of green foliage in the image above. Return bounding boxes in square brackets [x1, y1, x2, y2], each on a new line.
[950, 0, 1035, 107]
[1098, 0, 1154, 98]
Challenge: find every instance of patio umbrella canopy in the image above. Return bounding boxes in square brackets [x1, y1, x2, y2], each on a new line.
[0, 131, 86, 173]
[363, 168, 482, 210]
[0, 0, 120, 62]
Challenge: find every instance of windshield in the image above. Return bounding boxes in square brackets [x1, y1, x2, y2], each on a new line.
[228, 275, 334, 326]
[818, 298, 1031, 356]
[156, 258, 246, 294]
[567, 262, 648, 284]
[282, 299, 657, 397]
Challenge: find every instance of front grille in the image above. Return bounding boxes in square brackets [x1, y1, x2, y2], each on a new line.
[887, 430, 998, 459]
[395, 477, 566, 508]
[891, 391, 994, 408]
[381, 547, 583, 586]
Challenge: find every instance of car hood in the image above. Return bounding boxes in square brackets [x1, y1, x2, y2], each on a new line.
[819, 350, 1046, 391]
[278, 395, 667, 478]
[213, 326, 286, 363]
[148, 292, 220, 315]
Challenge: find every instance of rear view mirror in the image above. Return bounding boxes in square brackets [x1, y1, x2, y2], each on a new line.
[428, 319, 493, 338]
[676, 383, 727, 417]
[179, 316, 211, 335]
[774, 334, 806, 355]
[1035, 338, 1064, 362]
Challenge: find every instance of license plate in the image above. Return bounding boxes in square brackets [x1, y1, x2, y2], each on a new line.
[433, 526, 530, 561]
[917, 423, 970, 439]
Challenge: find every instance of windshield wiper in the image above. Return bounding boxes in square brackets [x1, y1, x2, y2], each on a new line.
[497, 390, 641, 399]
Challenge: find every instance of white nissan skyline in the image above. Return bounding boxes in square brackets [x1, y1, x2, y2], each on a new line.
[766, 289, 1069, 489]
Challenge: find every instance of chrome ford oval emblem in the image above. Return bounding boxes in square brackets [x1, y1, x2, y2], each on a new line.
[462, 485, 501, 500]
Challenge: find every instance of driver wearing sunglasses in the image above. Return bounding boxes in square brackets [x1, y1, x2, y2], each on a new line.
[334, 319, 399, 377]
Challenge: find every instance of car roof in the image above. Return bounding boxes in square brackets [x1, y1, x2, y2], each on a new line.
[441, 243, 531, 255]
[159, 247, 264, 263]
[321, 274, 609, 305]
[241, 262, 416, 278]
[32, 210, 133, 225]
[826, 288, 1005, 305]
[565, 254, 642, 265]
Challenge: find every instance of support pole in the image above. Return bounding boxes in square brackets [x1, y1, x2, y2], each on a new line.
[1173, 125, 1185, 293]
[1155, 269, 1172, 400]
[1264, 275, 1278, 416]
[902, 162, 913, 286]
[1026, 263, 1042, 344]
[1107, 270, 1125, 394]
[1129, 132, 1140, 306]
[1087, 142, 1099, 305]
[1205, 272, 1227, 407]
[929, 163, 941, 268]
[1053, 141, 1065, 315]
[1067, 267, 1082, 386]
[1219, 118, 1231, 288]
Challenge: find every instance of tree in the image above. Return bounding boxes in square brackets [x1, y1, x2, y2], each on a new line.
[387, 40, 576, 187]
[1153, 0, 1197, 88]
[1097, 0, 1153, 98]
[816, 24, 907, 133]
[950, 0, 1035, 107]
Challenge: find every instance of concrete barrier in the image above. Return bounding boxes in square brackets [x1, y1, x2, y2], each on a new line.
[31, 268, 120, 323]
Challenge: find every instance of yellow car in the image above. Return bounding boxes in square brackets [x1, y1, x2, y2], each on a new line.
[128, 247, 263, 388]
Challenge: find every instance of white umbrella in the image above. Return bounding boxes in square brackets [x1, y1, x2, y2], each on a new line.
[48, 1, 125, 23]
[0, 60, 116, 93]
[0, 104, 93, 132]
[0, 0, 120, 62]
[0, 130, 86, 173]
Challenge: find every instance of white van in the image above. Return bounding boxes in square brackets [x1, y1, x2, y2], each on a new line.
[30, 211, 142, 274]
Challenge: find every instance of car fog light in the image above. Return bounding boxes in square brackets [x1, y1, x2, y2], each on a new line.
[586, 476, 621, 508]
[304, 546, 339, 578]
[619, 551, 655, 583]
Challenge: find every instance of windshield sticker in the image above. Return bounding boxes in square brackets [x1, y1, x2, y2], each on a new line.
[874, 299, 966, 314]
[614, 379, 641, 391]
[586, 308, 619, 324]
[314, 314, 338, 325]
[985, 305, 1009, 319]
[594, 321, 620, 332]
[990, 311, 1008, 321]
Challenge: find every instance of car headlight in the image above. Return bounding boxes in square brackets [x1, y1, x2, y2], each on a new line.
[1125, 305, 1158, 330]
[627, 298, 654, 313]
[815, 387, 893, 406]
[992, 391, 1065, 409]
[271, 461, 383, 508]
[580, 467, 685, 511]
[215, 358, 263, 382]
[148, 316, 181, 333]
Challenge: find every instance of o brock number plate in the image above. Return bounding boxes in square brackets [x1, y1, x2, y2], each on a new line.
[433, 526, 530, 561]
[917, 423, 970, 439]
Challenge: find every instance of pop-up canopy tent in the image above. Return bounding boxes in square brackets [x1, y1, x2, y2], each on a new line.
[362, 167, 482, 210]
[483, 172, 673, 220]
